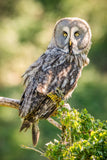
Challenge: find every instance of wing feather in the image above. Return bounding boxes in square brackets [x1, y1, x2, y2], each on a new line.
[19, 48, 78, 118]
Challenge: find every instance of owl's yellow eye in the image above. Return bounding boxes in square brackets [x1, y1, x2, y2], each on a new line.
[74, 31, 80, 37]
[63, 31, 68, 38]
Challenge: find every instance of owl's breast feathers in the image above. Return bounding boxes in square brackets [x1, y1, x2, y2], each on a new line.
[19, 48, 89, 121]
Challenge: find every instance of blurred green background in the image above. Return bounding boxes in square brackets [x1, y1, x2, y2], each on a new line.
[0, 0, 107, 160]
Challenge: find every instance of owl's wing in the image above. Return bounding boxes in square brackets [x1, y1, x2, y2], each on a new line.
[19, 49, 77, 117]
[22, 53, 46, 86]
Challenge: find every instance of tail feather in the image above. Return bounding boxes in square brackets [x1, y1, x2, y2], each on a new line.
[32, 123, 40, 146]
[20, 120, 31, 132]
[20, 120, 40, 146]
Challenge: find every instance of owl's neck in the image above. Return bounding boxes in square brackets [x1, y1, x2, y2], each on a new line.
[73, 53, 90, 68]
[47, 46, 90, 68]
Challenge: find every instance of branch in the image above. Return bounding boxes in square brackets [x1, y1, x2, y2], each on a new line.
[0, 97, 19, 109]
[0, 96, 61, 130]
[47, 117, 62, 130]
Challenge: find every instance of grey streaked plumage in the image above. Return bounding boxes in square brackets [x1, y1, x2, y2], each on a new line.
[19, 17, 92, 146]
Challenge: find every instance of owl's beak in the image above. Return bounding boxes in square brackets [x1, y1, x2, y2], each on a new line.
[69, 39, 73, 54]
[69, 40, 72, 46]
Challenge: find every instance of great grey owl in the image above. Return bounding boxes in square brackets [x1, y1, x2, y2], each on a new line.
[19, 17, 92, 146]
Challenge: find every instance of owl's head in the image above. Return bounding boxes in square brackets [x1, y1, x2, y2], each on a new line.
[48, 17, 92, 55]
